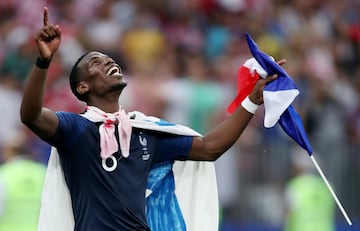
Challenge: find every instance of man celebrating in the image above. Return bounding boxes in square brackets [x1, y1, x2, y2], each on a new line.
[20, 7, 278, 231]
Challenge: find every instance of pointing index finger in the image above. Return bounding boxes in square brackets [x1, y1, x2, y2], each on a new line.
[43, 7, 49, 26]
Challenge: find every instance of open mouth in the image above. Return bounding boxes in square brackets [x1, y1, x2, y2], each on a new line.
[106, 66, 123, 77]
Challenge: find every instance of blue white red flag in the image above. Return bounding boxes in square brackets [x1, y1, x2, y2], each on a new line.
[228, 33, 313, 155]
[229, 36, 354, 224]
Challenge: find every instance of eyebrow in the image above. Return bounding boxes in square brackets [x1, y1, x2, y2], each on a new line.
[89, 54, 110, 62]
[88, 56, 100, 62]
[78, 53, 108, 67]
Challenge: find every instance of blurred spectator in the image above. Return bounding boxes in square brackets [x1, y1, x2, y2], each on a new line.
[284, 146, 335, 231]
[0, 132, 46, 231]
[1, 26, 35, 86]
[121, 5, 165, 69]
[161, 50, 229, 133]
[0, 74, 23, 161]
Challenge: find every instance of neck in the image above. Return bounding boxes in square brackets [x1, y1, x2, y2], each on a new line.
[86, 85, 127, 113]
[87, 98, 120, 113]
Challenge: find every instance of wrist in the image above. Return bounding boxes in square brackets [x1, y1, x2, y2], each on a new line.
[241, 96, 259, 114]
[35, 57, 51, 69]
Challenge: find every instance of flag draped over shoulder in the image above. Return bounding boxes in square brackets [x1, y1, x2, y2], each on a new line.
[37, 111, 219, 231]
[227, 33, 313, 155]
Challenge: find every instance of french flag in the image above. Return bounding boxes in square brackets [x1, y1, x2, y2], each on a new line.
[227, 33, 313, 155]
[228, 34, 353, 225]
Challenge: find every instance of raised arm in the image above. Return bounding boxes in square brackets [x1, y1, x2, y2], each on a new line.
[188, 74, 278, 161]
[20, 7, 61, 141]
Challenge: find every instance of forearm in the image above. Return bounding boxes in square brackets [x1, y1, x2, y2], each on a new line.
[189, 105, 254, 161]
[20, 7, 61, 140]
[21, 6, 61, 123]
[205, 106, 253, 154]
[20, 64, 48, 124]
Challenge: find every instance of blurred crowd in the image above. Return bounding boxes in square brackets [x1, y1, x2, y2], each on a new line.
[0, 0, 359, 230]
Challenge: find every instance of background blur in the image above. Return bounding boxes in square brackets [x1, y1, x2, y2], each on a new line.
[0, 0, 359, 230]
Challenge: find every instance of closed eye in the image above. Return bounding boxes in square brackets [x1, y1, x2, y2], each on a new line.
[89, 57, 102, 66]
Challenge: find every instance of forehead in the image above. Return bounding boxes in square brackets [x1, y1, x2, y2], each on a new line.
[78, 51, 108, 67]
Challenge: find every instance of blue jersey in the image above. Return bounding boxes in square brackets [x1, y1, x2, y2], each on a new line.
[48, 112, 193, 231]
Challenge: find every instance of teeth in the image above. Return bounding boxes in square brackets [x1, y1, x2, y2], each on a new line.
[106, 66, 122, 76]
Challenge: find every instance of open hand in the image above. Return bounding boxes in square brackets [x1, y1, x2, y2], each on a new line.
[35, 7, 61, 60]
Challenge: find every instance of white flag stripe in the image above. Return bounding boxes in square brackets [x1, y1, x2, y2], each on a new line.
[263, 89, 299, 128]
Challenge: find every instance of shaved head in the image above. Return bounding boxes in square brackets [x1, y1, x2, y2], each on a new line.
[69, 52, 90, 101]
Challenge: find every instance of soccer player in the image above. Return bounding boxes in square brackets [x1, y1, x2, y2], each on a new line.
[20, 7, 278, 231]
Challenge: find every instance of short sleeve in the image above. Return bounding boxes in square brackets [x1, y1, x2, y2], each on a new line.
[48, 111, 88, 148]
[155, 134, 193, 163]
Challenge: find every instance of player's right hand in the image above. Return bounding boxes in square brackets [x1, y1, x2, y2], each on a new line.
[35, 7, 61, 61]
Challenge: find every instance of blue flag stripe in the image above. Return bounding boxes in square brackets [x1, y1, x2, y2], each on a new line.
[246, 33, 313, 155]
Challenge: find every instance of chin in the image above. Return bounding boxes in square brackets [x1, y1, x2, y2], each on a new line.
[111, 82, 127, 91]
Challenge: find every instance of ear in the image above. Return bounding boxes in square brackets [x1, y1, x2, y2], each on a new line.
[76, 81, 89, 95]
